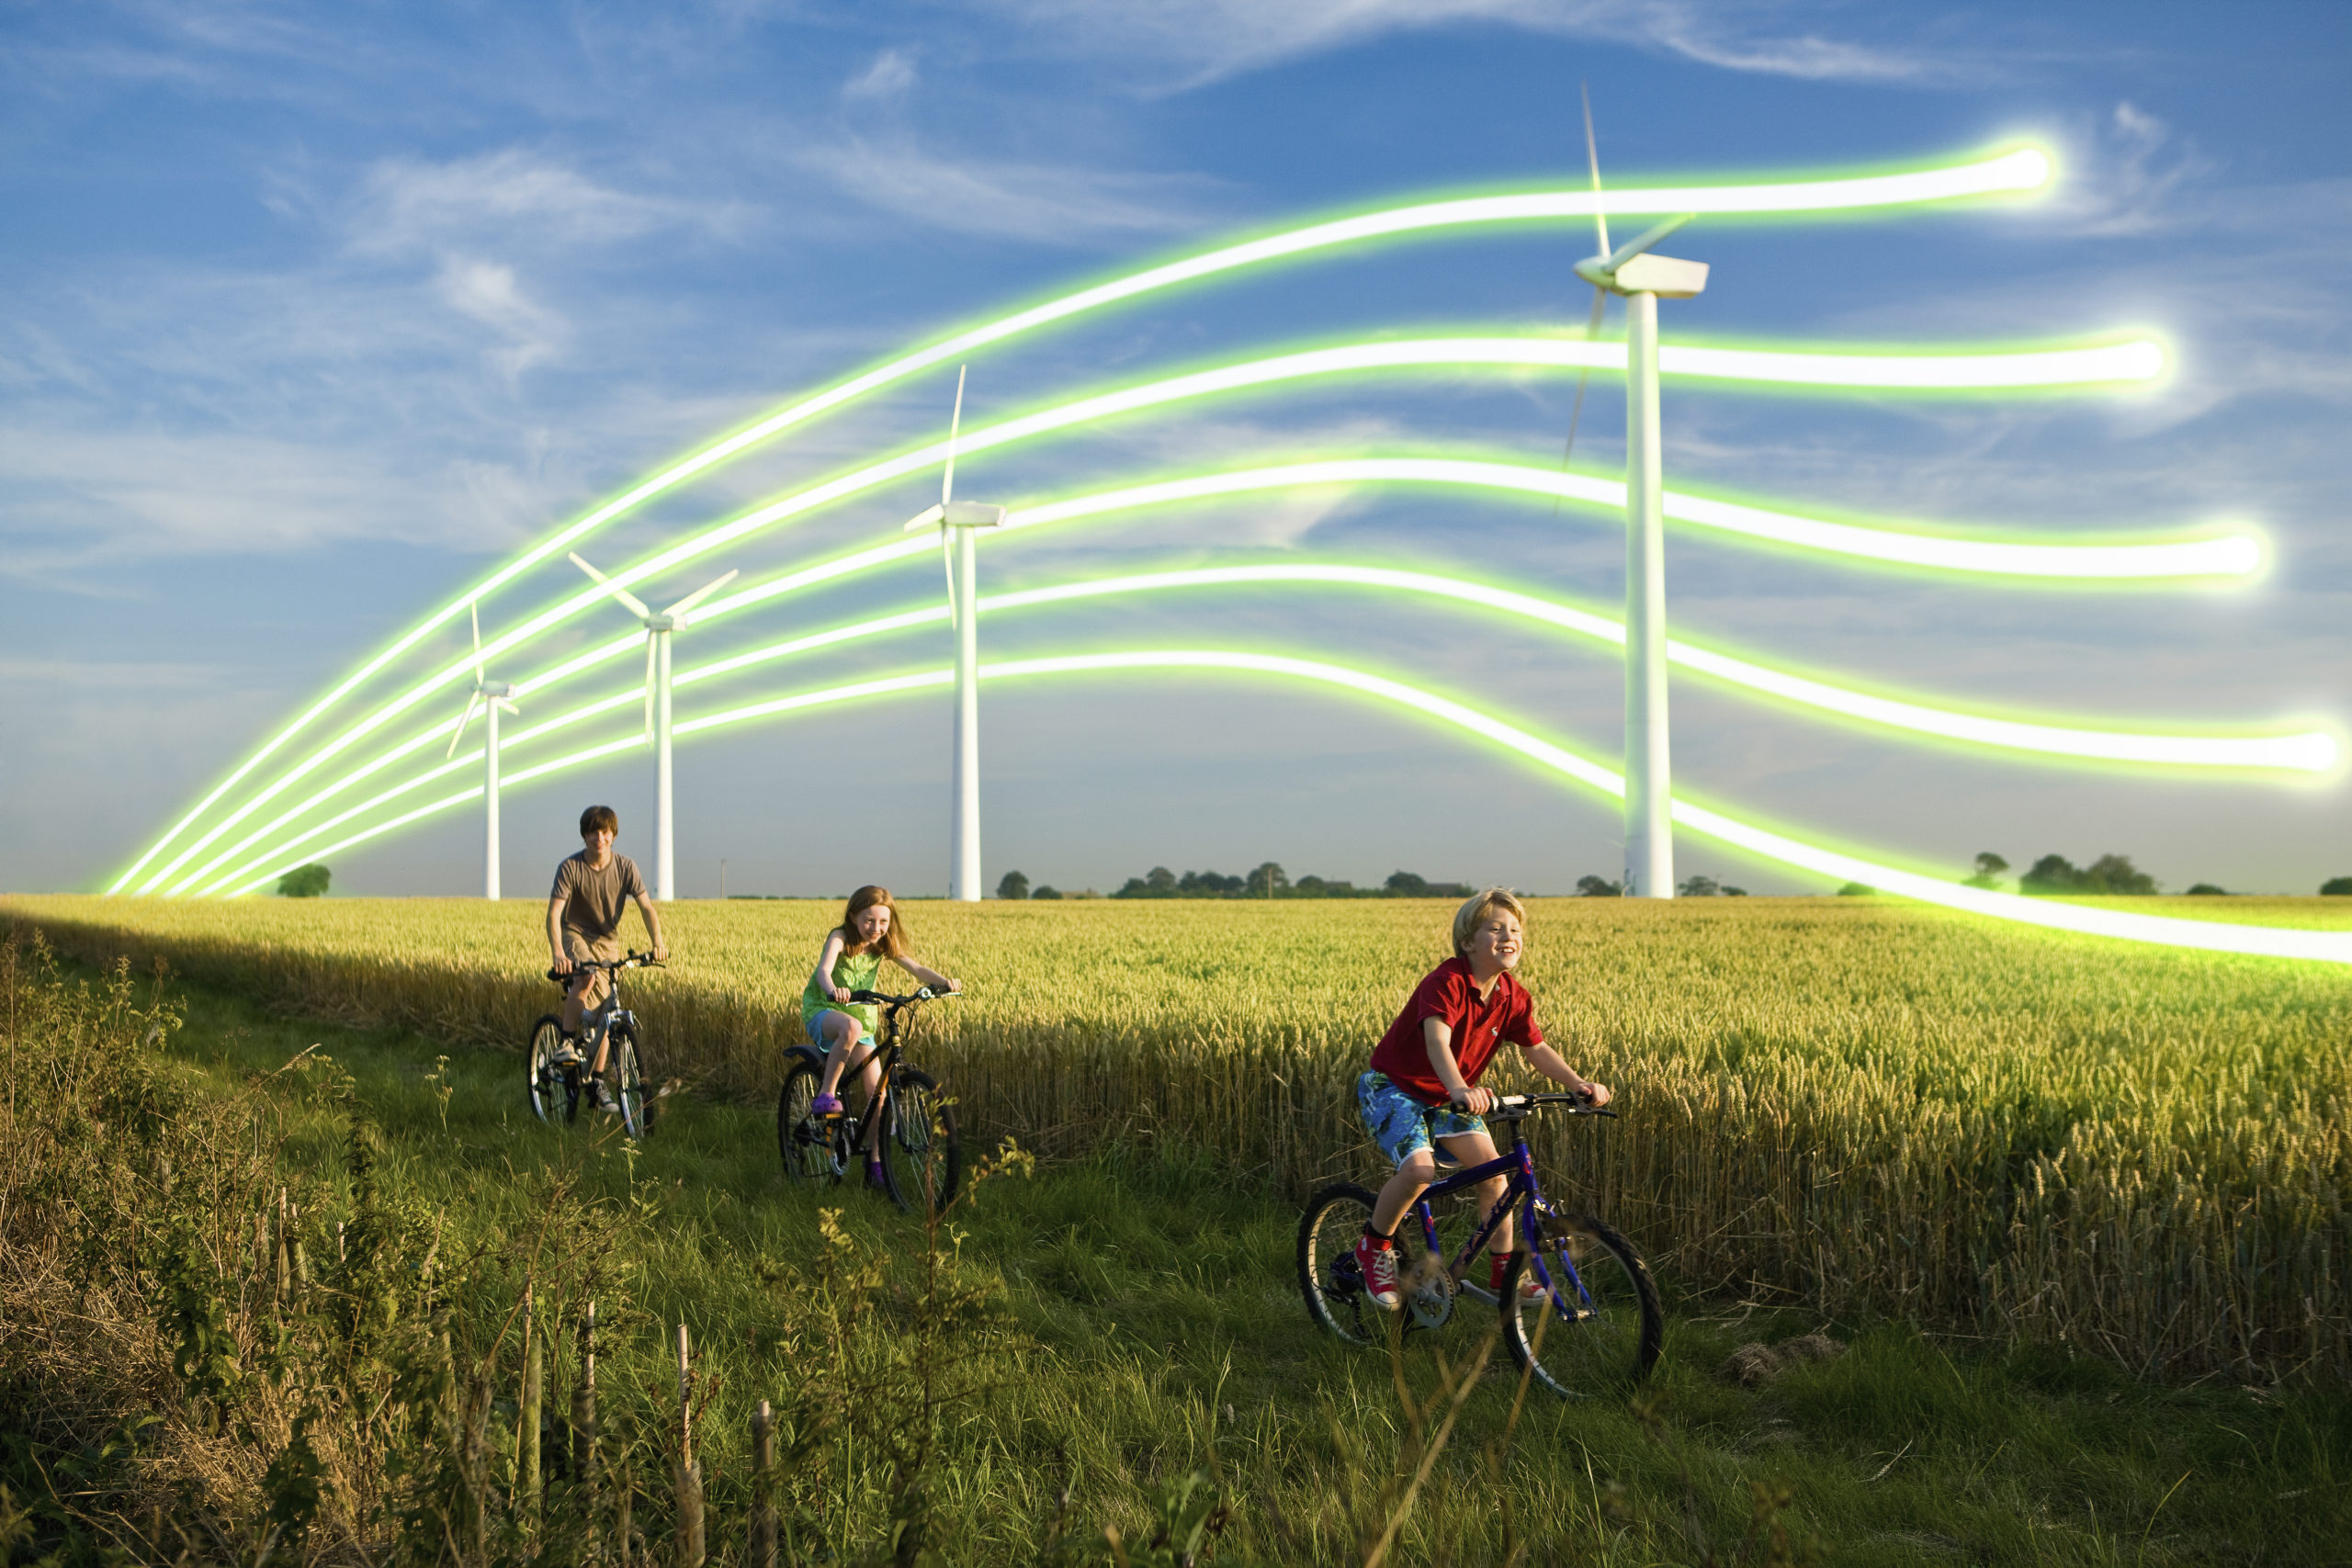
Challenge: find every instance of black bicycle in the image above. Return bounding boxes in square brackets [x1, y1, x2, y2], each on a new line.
[776, 987, 962, 1215]
[1298, 1091, 1661, 1397]
[527, 951, 662, 1139]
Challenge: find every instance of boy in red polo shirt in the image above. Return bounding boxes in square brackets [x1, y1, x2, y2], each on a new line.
[1352, 888, 1611, 1310]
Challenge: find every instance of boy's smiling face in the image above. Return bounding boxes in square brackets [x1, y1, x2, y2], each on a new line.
[582, 825, 616, 864]
[1465, 908, 1523, 975]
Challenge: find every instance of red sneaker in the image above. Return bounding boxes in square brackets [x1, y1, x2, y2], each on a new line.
[1354, 1233, 1401, 1311]
[1492, 1252, 1547, 1303]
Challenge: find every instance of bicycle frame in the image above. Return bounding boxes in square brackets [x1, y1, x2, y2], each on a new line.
[820, 989, 928, 1149]
[1411, 1109, 1606, 1325]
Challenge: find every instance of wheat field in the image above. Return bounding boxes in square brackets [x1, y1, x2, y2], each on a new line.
[8, 891, 2348, 1380]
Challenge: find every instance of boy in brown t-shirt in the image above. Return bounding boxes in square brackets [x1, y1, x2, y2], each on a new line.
[546, 804, 669, 1110]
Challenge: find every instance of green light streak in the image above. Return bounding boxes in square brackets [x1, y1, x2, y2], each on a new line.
[109, 145, 2051, 896]
[192, 555, 2331, 897]
[220, 645, 2352, 965]
[143, 331, 2163, 897]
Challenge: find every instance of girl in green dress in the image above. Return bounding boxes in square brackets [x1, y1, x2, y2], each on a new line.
[804, 886, 961, 1187]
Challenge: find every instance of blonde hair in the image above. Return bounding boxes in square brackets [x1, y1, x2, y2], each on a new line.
[1453, 886, 1527, 957]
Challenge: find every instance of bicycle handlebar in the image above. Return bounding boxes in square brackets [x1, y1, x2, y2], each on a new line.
[1487, 1091, 1616, 1119]
[846, 986, 961, 1008]
[546, 951, 664, 985]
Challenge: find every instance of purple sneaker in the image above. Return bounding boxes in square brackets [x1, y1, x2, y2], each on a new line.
[811, 1092, 842, 1116]
[865, 1157, 888, 1191]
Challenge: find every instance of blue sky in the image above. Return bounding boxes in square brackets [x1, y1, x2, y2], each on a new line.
[4, 0, 2347, 900]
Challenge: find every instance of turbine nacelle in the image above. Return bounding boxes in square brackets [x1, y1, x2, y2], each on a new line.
[1574, 214, 1708, 299]
[903, 500, 1007, 532]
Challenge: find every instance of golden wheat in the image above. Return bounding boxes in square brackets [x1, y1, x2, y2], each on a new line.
[8, 891, 2347, 1379]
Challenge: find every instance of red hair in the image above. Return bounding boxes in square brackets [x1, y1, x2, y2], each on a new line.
[836, 885, 910, 962]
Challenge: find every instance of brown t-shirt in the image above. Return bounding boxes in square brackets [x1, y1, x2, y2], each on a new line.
[550, 852, 648, 942]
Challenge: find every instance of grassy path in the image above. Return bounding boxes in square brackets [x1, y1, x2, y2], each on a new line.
[71, 960, 2340, 1567]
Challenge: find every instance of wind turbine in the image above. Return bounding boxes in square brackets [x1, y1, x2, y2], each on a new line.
[1567, 89, 1707, 899]
[567, 553, 740, 902]
[900, 365, 1007, 902]
[446, 601, 522, 899]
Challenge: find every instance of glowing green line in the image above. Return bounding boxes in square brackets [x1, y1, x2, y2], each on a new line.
[1001, 458, 2260, 580]
[193, 553, 2331, 897]
[145, 331, 2163, 897]
[220, 646, 2352, 964]
[109, 145, 2050, 895]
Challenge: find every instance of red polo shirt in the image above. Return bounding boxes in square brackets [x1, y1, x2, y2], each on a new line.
[1367, 955, 1544, 1106]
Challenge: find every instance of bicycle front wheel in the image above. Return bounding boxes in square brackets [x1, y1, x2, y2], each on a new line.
[878, 1068, 960, 1216]
[777, 1052, 843, 1184]
[1502, 1205, 1662, 1397]
[1298, 1183, 1388, 1348]
[527, 1015, 578, 1125]
[609, 1022, 654, 1139]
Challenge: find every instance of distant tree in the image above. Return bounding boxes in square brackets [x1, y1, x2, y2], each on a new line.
[1249, 862, 1289, 898]
[277, 863, 331, 898]
[1723, 886, 1749, 897]
[1178, 869, 1243, 897]
[1963, 852, 2009, 890]
[996, 870, 1031, 901]
[2323, 876, 2352, 897]
[2019, 854, 2082, 896]
[1678, 874, 1721, 897]
[1384, 871, 1430, 897]
[2081, 854, 2157, 895]
[1147, 865, 1177, 896]
[1031, 885, 1062, 900]
[1576, 874, 1623, 897]
[1837, 882, 1874, 897]
[2185, 883, 2227, 896]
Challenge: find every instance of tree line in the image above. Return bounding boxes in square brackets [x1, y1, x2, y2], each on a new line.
[995, 866, 1476, 901]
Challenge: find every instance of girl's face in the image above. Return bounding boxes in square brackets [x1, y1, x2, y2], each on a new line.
[853, 903, 892, 945]
[1466, 909, 1523, 973]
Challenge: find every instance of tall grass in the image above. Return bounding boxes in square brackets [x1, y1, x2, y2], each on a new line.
[9, 893, 2348, 1379]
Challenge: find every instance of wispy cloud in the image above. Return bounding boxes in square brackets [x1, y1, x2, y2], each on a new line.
[843, 47, 919, 101]
[789, 135, 1225, 244]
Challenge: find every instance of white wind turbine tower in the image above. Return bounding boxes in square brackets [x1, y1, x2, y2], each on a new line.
[1566, 89, 1708, 899]
[567, 553, 740, 902]
[445, 600, 522, 899]
[900, 366, 1007, 902]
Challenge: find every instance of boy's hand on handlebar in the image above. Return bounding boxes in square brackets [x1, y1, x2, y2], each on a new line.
[1579, 1081, 1612, 1108]
[1450, 1085, 1495, 1114]
[550, 953, 575, 976]
[650, 942, 669, 964]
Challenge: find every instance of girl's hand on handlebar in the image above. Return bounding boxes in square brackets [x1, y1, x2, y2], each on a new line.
[1451, 1085, 1495, 1115]
[831, 986, 852, 1003]
[944, 977, 962, 994]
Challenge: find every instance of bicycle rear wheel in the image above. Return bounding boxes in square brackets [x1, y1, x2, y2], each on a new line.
[1298, 1183, 1388, 1347]
[1502, 1204, 1662, 1397]
[610, 1022, 654, 1139]
[527, 1015, 579, 1125]
[878, 1068, 961, 1215]
[777, 1051, 844, 1184]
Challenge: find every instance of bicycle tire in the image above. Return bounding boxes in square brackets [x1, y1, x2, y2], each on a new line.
[1501, 1206, 1662, 1397]
[877, 1068, 961, 1216]
[610, 1021, 654, 1139]
[527, 1015, 578, 1125]
[1298, 1183, 1389, 1347]
[777, 1051, 843, 1184]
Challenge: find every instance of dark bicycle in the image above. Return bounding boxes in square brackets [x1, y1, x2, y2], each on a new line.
[527, 951, 662, 1139]
[776, 987, 962, 1216]
[1298, 1092, 1661, 1397]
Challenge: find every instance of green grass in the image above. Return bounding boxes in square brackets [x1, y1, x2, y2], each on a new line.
[70, 962, 2348, 1566]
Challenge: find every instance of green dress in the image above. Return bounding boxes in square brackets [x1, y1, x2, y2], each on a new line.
[800, 946, 883, 1044]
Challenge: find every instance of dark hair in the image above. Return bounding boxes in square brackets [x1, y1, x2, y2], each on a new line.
[836, 885, 910, 962]
[580, 805, 619, 839]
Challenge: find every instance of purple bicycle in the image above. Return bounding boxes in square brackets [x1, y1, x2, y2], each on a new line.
[1297, 1091, 1661, 1397]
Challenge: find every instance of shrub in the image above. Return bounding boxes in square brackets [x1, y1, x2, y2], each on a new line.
[2324, 876, 2352, 897]
[276, 863, 330, 898]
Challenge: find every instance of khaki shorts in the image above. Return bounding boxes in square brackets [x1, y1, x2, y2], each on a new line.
[563, 931, 622, 1004]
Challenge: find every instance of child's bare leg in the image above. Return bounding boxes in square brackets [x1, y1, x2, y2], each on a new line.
[1371, 1150, 1439, 1236]
[1438, 1131, 1512, 1253]
[849, 1051, 886, 1156]
[815, 1013, 863, 1096]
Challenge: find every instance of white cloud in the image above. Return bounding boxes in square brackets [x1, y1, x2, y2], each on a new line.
[791, 135, 1224, 244]
[342, 148, 731, 258]
[844, 47, 919, 101]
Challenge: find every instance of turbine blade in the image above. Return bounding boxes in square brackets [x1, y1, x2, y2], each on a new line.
[1604, 213, 1696, 274]
[901, 503, 947, 533]
[643, 636, 657, 740]
[1582, 82, 1610, 261]
[470, 600, 485, 686]
[942, 364, 967, 509]
[941, 528, 958, 635]
[447, 690, 481, 760]
[1547, 285, 1607, 521]
[568, 551, 654, 619]
[665, 569, 740, 626]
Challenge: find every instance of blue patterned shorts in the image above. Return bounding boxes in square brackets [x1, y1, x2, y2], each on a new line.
[1357, 1070, 1488, 1169]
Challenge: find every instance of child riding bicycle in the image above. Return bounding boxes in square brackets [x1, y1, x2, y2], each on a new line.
[802, 886, 959, 1190]
[1352, 888, 1610, 1312]
[546, 805, 669, 1111]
